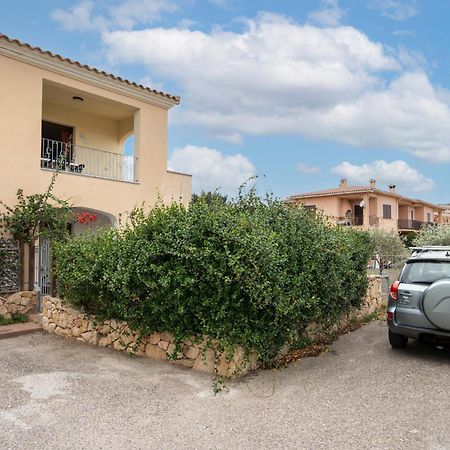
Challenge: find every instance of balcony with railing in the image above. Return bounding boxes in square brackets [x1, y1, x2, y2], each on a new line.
[40, 138, 138, 183]
[398, 219, 435, 230]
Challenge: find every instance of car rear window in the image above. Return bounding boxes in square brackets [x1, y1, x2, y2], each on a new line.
[401, 260, 450, 284]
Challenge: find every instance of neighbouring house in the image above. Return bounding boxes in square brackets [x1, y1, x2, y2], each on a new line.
[0, 34, 192, 291]
[285, 178, 444, 235]
[439, 204, 450, 225]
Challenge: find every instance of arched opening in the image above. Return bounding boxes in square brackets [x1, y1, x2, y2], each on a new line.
[120, 133, 135, 182]
[70, 207, 116, 236]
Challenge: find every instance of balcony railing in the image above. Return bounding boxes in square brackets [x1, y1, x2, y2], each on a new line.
[40, 138, 138, 182]
[337, 215, 364, 226]
[398, 219, 435, 230]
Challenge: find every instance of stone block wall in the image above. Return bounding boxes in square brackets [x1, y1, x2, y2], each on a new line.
[0, 291, 38, 318]
[305, 275, 384, 339]
[42, 297, 257, 378]
[41, 276, 385, 378]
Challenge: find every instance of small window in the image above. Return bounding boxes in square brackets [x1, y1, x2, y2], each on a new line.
[427, 212, 431, 222]
[383, 204, 392, 219]
[303, 205, 316, 211]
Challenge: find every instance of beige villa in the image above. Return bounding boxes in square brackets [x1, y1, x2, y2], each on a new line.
[0, 34, 191, 230]
[0, 34, 191, 291]
[286, 179, 444, 234]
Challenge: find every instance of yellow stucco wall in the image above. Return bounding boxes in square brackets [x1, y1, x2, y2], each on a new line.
[0, 51, 191, 221]
[42, 101, 132, 154]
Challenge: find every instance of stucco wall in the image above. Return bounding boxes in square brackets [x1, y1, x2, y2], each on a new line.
[42, 102, 132, 154]
[0, 52, 191, 221]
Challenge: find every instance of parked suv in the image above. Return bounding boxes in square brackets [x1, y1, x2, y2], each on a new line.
[387, 246, 450, 348]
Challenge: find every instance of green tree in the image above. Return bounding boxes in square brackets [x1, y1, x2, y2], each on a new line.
[369, 228, 409, 274]
[413, 224, 450, 246]
[0, 173, 72, 244]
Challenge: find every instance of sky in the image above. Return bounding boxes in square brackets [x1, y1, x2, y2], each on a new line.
[2, 0, 450, 202]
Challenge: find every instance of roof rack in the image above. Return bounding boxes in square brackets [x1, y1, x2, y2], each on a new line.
[410, 246, 450, 254]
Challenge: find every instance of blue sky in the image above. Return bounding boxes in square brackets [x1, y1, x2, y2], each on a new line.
[2, 0, 450, 202]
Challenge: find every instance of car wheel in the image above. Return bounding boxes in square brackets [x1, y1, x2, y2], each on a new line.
[389, 330, 408, 349]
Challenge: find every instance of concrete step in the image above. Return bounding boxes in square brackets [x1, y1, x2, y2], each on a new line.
[0, 314, 42, 340]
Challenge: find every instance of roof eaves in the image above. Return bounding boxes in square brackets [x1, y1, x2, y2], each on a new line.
[0, 33, 180, 107]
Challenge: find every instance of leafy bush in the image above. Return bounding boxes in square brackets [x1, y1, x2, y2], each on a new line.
[54, 191, 372, 363]
[369, 228, 409, 274]
[413, 224, 450, 246]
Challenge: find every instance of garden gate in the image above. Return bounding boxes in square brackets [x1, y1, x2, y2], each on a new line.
[35, 238, 52, 311]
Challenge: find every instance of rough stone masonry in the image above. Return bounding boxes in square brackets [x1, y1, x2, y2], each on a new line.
[0, 291, 38, 319]
[41, 276, 383, 378]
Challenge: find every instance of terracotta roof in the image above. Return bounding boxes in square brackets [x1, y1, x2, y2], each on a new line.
[287, 184, 444, 211]
[0, 33, 180, 105]
[289, 186, 374, 198]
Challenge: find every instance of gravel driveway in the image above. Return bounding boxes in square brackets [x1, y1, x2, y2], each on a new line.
[1, 320, 450, 449]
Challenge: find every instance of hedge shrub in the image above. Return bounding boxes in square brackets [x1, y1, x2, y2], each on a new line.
[53, 192, 372, 363]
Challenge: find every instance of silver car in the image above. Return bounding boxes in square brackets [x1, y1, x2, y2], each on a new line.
[387, 246, 450, 348]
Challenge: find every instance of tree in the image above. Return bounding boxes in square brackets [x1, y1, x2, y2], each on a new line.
[0, 173, 71, 244]
[369, 228, 409, 275]
[191, 191, 228, 205]
[413, 224, 450, 246]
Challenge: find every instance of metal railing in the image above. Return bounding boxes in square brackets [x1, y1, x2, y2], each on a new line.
[397, 219, 435, 230]
[337, 215, 365, 226]
[40, 138, 138, 182]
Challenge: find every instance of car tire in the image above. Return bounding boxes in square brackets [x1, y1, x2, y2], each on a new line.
[389, 330, 408, 349]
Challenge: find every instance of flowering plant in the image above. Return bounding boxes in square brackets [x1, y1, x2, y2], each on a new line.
[75, 212, 97, 225]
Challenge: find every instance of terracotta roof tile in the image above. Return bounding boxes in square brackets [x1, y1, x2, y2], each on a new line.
[0, 33, 180, 105]
[286, 183, 444, 210]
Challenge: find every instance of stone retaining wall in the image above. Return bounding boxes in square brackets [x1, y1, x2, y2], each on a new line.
[42, 296, 256, 378]
[41, 276, 384, 378]
[304, 275, 384, 340]
[0, 291, 38, 318]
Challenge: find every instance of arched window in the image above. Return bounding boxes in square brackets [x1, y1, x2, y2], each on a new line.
[121, 134, 135, 182]
[123, 134, 135, 156]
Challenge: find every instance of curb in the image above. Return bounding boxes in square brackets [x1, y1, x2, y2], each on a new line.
[0, 314, 42, 340]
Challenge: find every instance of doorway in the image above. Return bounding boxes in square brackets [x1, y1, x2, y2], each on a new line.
[41, 121, 74, 168]
[354, 204, 364, 225]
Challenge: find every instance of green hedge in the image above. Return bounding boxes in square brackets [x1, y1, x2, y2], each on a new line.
[53, 192, 372, 362]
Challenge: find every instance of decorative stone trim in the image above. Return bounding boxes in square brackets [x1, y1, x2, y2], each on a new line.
[41, 276, 384, 378]
[0, 291, 38, 318]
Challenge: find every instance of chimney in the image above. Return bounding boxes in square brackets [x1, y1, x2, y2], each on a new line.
[339, 178, 348, 189]
[389, 184, 396, 192]
[369, 178, 376, 188]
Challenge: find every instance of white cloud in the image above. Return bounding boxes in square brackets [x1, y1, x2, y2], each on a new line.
[109, 0, 178, 29]
[102, 13, 450, 162]
[51, 1, 106, 32]
[308, 0, 345, 26]
[208, 0, 230, 8]
[368, 0, 418, 21]
[52, 0, 177, 31]
[297, 163, 320, 174]
[331, 160, 435, 193]
[393, 29, 415, 36]
[168, 145, 256, 194]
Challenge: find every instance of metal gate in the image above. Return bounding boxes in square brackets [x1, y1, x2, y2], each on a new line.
[35, 238, 52, 311]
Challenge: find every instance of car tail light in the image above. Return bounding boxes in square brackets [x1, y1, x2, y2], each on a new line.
[389, 281, 400, 301]
[387, 311, 394, 320]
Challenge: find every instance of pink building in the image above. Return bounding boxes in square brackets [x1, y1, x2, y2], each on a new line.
[286, 179, 444, 235]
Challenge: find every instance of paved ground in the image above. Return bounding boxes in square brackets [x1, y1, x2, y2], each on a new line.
[1, 321, 450, 450]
